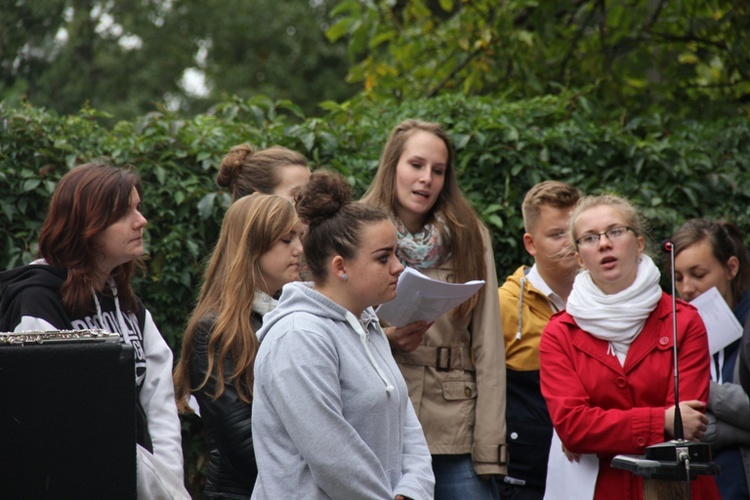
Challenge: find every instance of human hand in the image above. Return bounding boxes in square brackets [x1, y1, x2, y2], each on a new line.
[665, 400, 708, 441]
[384, 321, 433, 352]
[562, 443, 580, 463]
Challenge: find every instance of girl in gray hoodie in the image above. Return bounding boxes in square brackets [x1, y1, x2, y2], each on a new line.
[251, 170, 435, 499]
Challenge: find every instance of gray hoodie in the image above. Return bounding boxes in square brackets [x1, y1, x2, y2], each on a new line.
[251, 282, 434, 499]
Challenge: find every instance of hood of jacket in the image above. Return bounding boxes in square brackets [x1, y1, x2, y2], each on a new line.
[500, 266, 556, 318]
[257, 281, 381, 343]
[0, 264, 66, 319]
[500, 265, 556, 372]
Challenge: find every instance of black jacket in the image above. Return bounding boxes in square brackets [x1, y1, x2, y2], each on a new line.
[190, 313, 261, 498]
[0, 264, 155, 452]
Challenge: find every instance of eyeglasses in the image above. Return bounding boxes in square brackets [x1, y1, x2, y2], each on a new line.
[575, 226, 635, 247]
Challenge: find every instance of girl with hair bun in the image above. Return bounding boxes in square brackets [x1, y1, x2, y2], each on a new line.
[251, 170, 434, 499]
[670, 218, 750, 498]
[216, 144, 311, 202]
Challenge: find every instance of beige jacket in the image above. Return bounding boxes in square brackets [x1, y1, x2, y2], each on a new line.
[392, 226, 507, 476]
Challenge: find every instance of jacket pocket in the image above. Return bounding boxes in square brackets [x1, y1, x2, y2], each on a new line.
[441, 380, 477, 401]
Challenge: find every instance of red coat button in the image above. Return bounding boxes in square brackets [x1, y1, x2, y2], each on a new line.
[659, 336, 669, 346]
[636, 437, 646, 446]
[616, 377, 628, 388]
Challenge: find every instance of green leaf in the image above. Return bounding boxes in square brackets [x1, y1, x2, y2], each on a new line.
[197, 193, 217, 220]
[438, 0, 454, 12]
[22, 179, 41, 192]
[326, 18, 354, 43]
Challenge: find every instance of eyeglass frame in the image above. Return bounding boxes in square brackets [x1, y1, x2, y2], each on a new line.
[575, 226, 636, 247]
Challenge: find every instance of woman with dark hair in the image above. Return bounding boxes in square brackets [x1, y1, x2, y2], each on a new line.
[251, 170, 434, 499]
[670, 218, 750, 498]
[540, 194, 718, 498]
[0, 161, 187, 499]
[173, 193, 304, 498]
[362, 119, 506, 498]
[217, 144, 310, 202]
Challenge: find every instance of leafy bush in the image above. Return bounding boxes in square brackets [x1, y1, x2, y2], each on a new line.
[2, 93, 749, 494]
[4, 91, 750, 342]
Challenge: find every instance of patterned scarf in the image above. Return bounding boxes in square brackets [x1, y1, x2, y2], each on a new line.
[253, 290, 278, 317]
[394, 217, 449, 269]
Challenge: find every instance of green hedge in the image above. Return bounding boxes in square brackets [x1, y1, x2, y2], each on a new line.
[2, 92, 750, 493]
[3, 90, 750, 346]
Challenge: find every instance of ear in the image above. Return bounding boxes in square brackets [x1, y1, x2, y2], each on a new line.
[523, 233, 537, 257]
[635, 235, 646, 257]
[330, 255, 347, 281]
[726, 255, 740, 281]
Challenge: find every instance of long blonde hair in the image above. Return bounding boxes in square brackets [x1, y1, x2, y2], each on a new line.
[174, 194, 299, 410]
[362, 119, 486, 318]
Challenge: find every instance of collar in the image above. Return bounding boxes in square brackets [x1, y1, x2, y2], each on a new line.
[526, 264, 565, 312]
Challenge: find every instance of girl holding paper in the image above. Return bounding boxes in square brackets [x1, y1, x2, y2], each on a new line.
[671, 218, 750, 498]
[363, 119, 506, 499]
[539, 195, 718, 499]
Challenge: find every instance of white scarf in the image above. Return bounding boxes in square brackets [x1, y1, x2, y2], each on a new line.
[566, 254, 662, 363]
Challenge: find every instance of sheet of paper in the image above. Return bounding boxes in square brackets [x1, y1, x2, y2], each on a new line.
[375, 267, 485, 327]
[689, 286, 743, 355]
[544, 430, 598, 500]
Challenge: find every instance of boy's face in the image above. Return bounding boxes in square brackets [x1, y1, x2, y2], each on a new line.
[523, 204, 578, 282]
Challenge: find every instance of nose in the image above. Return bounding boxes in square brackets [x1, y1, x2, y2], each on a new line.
[135, 211, 147, 229]
[418, 167, 433, 185]
[596, 233, 613, 250]
[677, 278, 695, 300]
[392, 257, 404, 275]
[292, 238, 303, 256]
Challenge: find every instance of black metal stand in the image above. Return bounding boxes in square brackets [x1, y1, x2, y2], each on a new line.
[612, 448, 719, 500]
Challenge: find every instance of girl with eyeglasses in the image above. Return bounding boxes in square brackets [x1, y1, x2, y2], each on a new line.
[539, 194, 718, 499]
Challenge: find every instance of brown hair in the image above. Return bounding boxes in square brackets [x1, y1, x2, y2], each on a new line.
[670, 218, 750, 306]
[38, 161, 143, 314]
[174, 194, 299, 409]
[361, 119, 485, 317]
[296, 170, 389, 283]
[216, 144, 308, 200]
[522, 180, 581, 233]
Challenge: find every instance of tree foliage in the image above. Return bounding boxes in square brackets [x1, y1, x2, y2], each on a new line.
[1, 0, 355, 120]
[326, 0, 750, 119]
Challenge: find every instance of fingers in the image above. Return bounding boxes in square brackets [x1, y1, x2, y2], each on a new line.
[678, 402, 709, 441]
[681, 400, 707, 411]
[562, 444, 580, 463]
[387, 321, 433, 352]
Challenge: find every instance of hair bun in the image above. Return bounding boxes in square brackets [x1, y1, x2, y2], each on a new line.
[295, 170, 352, 226]
[216, 144, 254, 189]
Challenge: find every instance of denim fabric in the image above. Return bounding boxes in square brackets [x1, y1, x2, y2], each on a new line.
[433, 454, 499, 500]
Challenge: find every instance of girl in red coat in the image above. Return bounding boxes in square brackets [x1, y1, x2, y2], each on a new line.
[539, 194, 719, 499]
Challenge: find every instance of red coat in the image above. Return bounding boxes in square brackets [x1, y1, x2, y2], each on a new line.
[540, 293, 718, 499]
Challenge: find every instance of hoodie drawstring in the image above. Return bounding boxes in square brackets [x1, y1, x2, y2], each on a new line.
[91, 279, 131, 338]
[516, 277, 526, 340]
[344, 312, 395, 394]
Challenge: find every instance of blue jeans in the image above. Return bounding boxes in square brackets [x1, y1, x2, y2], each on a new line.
[433, 454, 500, 500]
